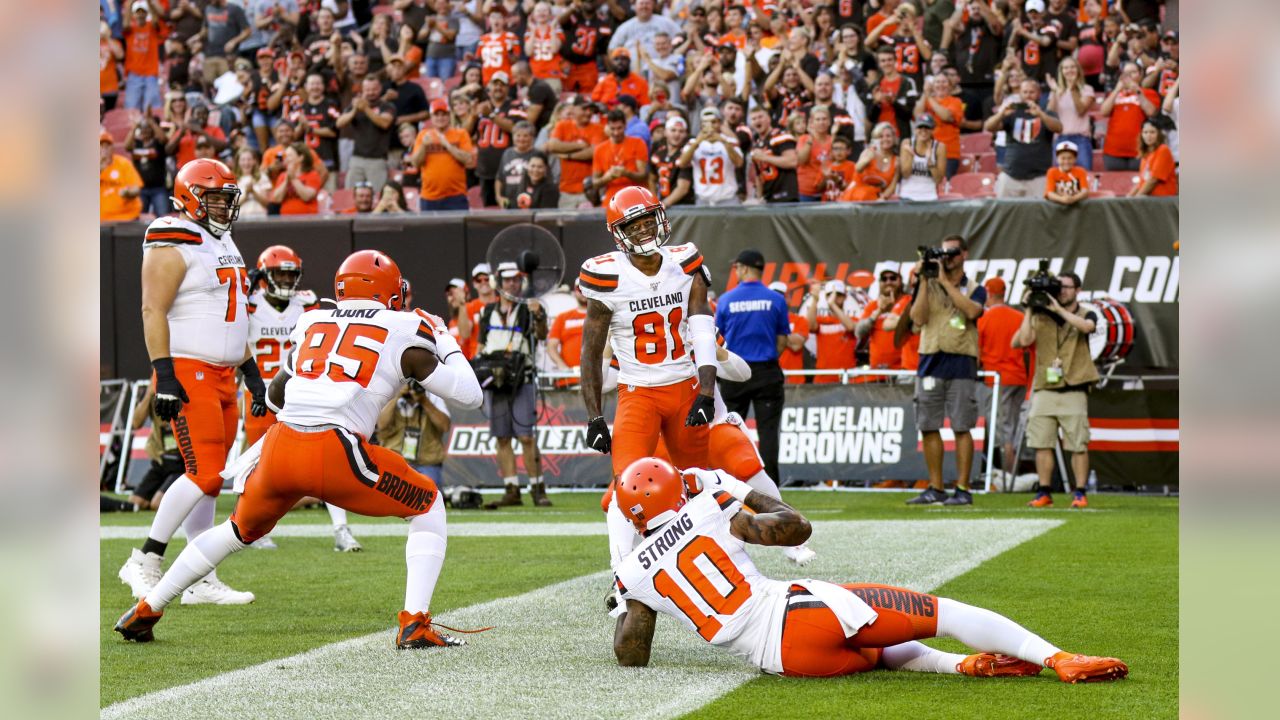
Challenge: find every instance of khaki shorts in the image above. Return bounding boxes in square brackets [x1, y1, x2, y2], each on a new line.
[1025, 390, 1090, 452]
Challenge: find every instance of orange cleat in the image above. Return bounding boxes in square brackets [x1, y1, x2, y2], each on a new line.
[1027, 493, 1054, 508]
[1046, 652, 1129, 683]
[114, 599, 163, 642]
[957, 653, 1043, 678]
[1071, 493, 1089, 509]
[395, 610, 465, 649]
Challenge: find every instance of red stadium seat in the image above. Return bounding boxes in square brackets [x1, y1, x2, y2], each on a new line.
[975, 152, 997, 174]
[960, 132, 993, 155]
[949, 173, 996, 197]
[443, 74, 463, 92]
[955, 156, 976, 174]
[102, 108, 139, 143]
[937, 193, 965, 201]
[329, 188, 355, 214]
[1090, 189, 1116, 199]
[415, 77, 446, 100]
[1095, 172, 1140, 196]
[371, 5, 399, 16]
[466, 185, 483, 209]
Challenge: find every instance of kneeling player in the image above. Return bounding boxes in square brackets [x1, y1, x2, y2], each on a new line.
[610, 458, 1129, 682]
[115, 251, 484, 649]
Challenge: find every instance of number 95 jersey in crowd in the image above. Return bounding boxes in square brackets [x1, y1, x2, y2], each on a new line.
[246, 288, 320, 379]
[142, 215, 250, 366]
[277, 302, 443, 438]
[578, 243, 711, 388]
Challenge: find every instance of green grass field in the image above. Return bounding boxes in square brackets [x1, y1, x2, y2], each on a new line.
[100, 491, 1177, 719]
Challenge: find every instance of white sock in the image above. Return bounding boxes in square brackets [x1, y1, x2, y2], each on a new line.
[606, 497, 641, 570]
[326, 503, 349, 528]
[503, 476, 519, 487]
[936, 597, 1059, 665]
[528, 475, 542, 488]
[145, 521, 247, 610]
[404, 497, 447, 614]
[745, 469, 782, 499]
[881, 641, 966, 674]
[181, 493, 217, 541]
[145, 475, 205, 547]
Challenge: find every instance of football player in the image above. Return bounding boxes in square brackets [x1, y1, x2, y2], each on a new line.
[115, 250, 484, 648]
[245, 245, 362, 553]
[579, 185, 720, 574]
[610, 458, 1129, 683]
[118, 158, 264, 605]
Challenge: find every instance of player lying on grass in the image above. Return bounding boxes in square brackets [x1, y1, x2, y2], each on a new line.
[115, 250, 484, 649]
[611, 457, 1129, 682]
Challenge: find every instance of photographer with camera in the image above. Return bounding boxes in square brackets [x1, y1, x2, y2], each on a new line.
[476, 262, 550, 508]
[376, 381, 451, 486]
[906, 235, 986, 506]
[1013, 270, 1099, 509]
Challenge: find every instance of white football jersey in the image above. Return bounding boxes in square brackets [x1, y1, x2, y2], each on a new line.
[277, 301, 439, 437]
[142, 216, 250, 366]
[247, 289, 319, 380]
[689, 139, 739, 204]
[614, 486, 791, 672]
[579, 243, 710, 388]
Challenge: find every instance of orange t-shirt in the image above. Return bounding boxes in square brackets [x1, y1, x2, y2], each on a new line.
[592, 136, 649, 206]
[550, 307, 587, 368]
[824, 159, 857, 201]
[526, 25, 566, 80]
[977, 304, 1029, 387]
[813, 314, 856, 384]
[590, 72, 651, 107]
[866, 13, 899, 37]
[1140, 145, 1178, 196]
[797, 134, 833, 197]
[779, 312, 809, 384]
[100, 154, 143, 222]
[101, 39, 121, 95]
[175, 126, 228, 169]
[261, 144, 324, 177]
[275, 170, 323, 215]
[1103, 89, 1160, 158]
[1045, 166, 1090, 197]
[858, 295, 912, 370]
[477, 31, 520, 85]
[841, 155, 897, 201]
[124, 21, 160, 78]
[551, 119, 605, 193]
[927, 96, 966, 159]
[459, 297, 491, 359]
[718, 31, 747, 50]
[900, 331, 921, 371]
[413, 127, 475, 200]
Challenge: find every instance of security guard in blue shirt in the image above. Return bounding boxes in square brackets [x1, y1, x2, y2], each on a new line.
[714, 249, 792, 483]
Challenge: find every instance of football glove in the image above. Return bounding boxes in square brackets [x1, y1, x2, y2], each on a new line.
[151, 358, 189, 422]
[247, 267, 267, 291]
[239, 358, 269, 417]
[685, 393, 716, 427]
[586, 416, 612, 454]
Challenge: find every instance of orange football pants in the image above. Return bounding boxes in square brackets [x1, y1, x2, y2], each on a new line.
[600, 378, 709, 510]
[563, 61, 599, 92]
[780, 583, 941, 678]
[162, 358, 239, 495]
[230, 423, 439, 542]
[599, 419, 759, 512]
[242, 396, 278, 447]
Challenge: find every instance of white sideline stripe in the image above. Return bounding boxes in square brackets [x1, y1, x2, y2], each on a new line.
[100, 522, 609, 540]
[1090, 428, 1178, 441]
[102, 518, 1061, 720]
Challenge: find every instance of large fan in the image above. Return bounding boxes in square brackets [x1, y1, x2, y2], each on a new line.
[485, 223, 565, 302]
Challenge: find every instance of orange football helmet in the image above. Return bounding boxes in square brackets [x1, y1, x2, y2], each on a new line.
[335, 250, 407, 310]
[616, 457, 687, 533]
[257, 245, 303, 300]
[606, 185, 670, 256]
[172, 158, 241, 236]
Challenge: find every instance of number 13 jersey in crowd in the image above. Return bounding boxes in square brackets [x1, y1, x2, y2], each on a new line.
[142, 216, 249, 366]
[278, 302, 441, 437]
[578, 243, 710, 388]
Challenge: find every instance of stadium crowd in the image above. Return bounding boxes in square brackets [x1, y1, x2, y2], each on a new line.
[100, 0, 1179, 221]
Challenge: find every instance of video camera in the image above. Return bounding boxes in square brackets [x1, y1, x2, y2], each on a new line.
[1023, 259, 1063, 311]
[917, 245, 961, 279]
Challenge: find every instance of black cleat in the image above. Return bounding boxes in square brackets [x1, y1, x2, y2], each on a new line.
[906, 487, 949, 505]
[943, 488, 974, 506]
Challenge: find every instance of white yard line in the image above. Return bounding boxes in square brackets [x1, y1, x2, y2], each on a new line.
[102, 518, 1061, 720]
[100, 522, 609, 540]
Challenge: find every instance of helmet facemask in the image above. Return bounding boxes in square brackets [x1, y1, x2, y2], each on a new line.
[193, 185, 242, 237]
[265, 265, 302, 301]
[610, 206, 670, 256]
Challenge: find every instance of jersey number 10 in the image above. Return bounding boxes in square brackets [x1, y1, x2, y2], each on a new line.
[653, 536, 752, 641]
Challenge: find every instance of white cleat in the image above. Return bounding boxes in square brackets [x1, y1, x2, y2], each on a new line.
[783, 544, 817, 567]
[250, 534, 278, 550]
[181, 573, 255, 605]
[119, 548, 164, 599]
[334, 524, 363, 553]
